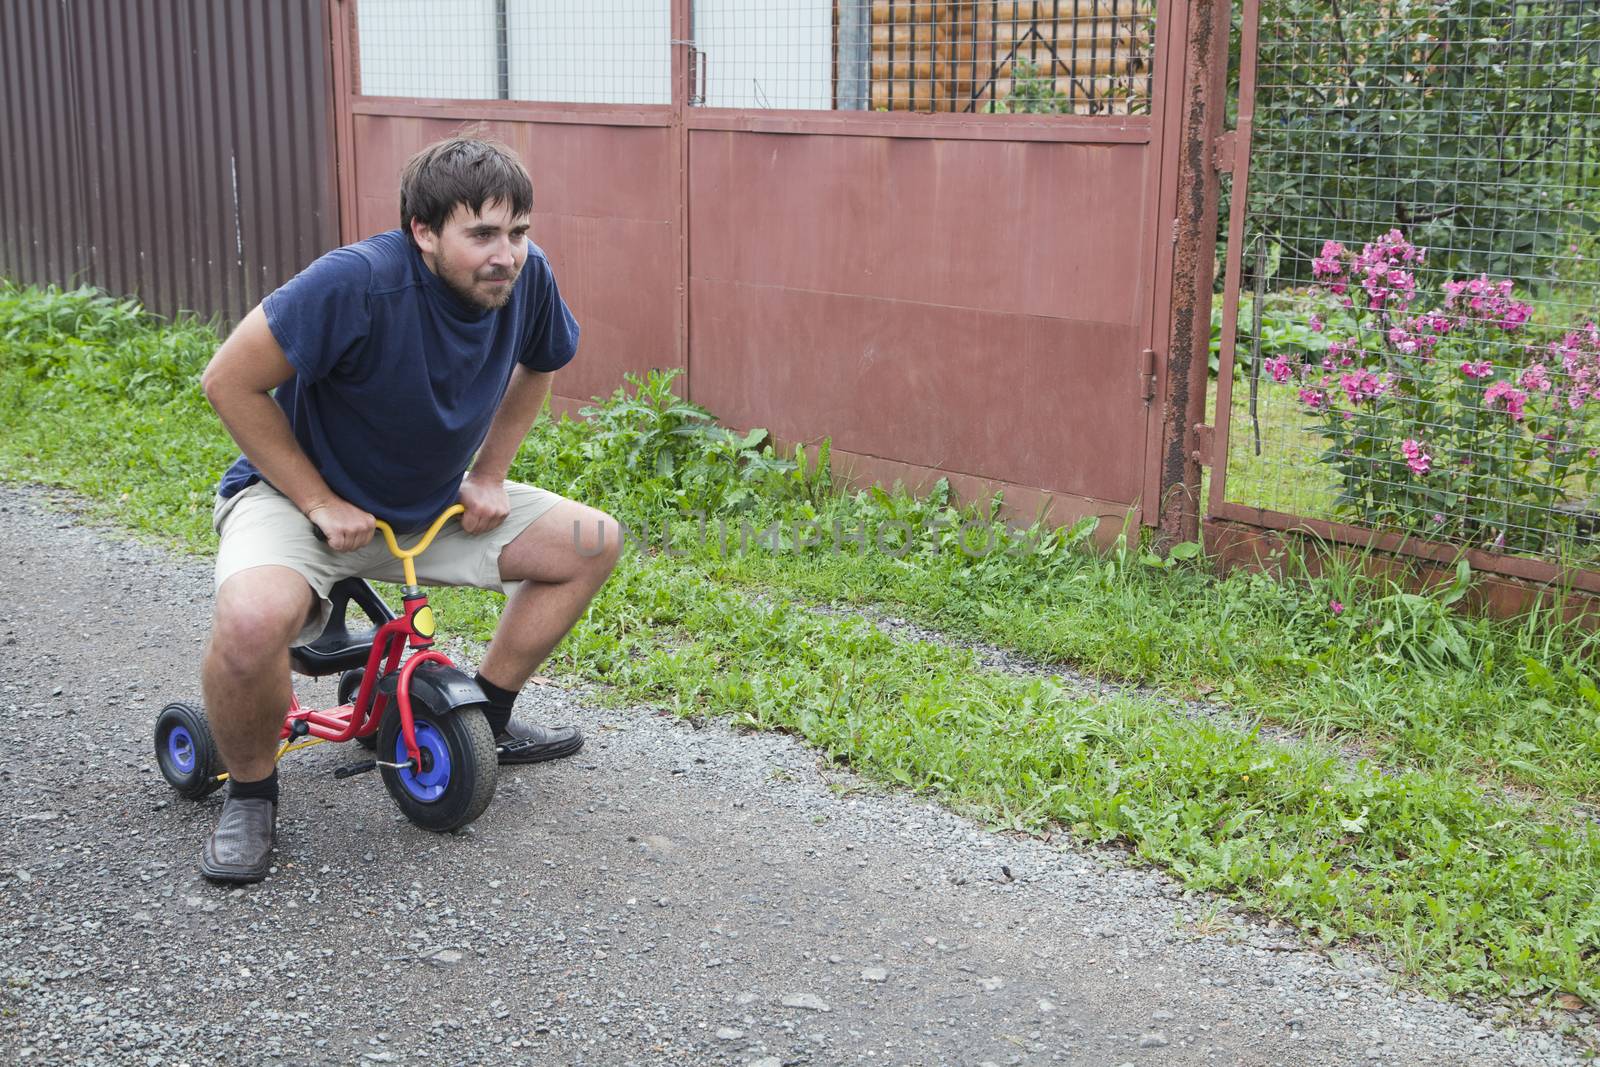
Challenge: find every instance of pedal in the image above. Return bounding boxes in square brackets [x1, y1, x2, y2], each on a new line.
[333, 760, 377, 780]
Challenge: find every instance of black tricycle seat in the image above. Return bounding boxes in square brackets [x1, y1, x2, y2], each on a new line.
[288, 578, 397, 677]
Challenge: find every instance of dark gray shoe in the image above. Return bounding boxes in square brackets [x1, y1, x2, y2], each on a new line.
[495, 720, 584, 765]
[199, 794, 276, 884]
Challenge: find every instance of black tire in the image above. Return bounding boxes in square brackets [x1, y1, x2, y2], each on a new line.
[154, 701, 225, 800]
[338, 669, 378, 750]
[377, 694, 497, 832]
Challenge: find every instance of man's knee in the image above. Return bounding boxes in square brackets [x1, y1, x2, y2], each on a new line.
[208, 568, 315, 673]
[586, 510, 624, 576]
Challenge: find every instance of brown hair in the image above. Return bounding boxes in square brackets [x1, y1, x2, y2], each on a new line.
[398, 136, 533, 248]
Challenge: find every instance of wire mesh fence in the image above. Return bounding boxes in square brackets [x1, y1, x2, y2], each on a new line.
[693, 0, 1154, 112]
[1221, 0, 1600, 565]
[354, 1, 1153, 114]
[358, 0, 672, 104]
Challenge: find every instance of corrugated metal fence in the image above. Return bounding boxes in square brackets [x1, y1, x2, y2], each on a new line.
[0, 0, 338, 323]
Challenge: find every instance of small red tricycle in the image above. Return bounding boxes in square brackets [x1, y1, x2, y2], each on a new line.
[153, 505, 499, 831]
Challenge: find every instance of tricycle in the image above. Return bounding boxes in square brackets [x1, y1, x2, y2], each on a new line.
[153, 505, 499, 831]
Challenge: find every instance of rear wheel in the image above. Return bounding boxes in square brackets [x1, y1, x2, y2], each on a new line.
[154, 702, 225, 800]
[377, 694, 497, 832]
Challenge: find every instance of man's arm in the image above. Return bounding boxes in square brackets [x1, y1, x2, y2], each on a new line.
[200, 305, 375, 551]
[456, 365, 554, 534]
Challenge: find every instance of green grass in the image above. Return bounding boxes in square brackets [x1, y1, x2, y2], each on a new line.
[3, 279, 1599, 1006]
[1208, 374, 1338, 518]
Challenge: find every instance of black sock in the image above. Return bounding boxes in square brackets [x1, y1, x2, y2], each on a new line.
[229, 769, 279, 804]
[475, 672, 518, 734]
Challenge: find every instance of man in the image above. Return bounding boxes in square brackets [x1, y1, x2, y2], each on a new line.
[197, 137, 620, 883]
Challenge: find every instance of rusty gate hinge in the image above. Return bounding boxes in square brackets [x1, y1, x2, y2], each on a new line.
[1191, 423, 1216, 467]
[1212, 130, 1237, 174]
[1140, 347, 1158, 402]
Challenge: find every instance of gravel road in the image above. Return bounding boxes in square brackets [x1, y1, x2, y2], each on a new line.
[0, 482, 1592, 1066]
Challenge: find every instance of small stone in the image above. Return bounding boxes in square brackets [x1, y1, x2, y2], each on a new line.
[748, 1059, 781, 1067]
[860, 967, 888, 983]
[51, 687, 63, 697]
[715, 1027, 744, 1041]
[1138, 1032, 1169, 1048]
[781, 993, 830, 1012]
[428, 949, 463, 966]
[1037, 999, 1057, 1013]
[978, 976, 1004, 992]
[734, 992, 758, 1006]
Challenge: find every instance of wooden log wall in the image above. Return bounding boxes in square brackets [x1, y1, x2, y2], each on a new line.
[860, 0, 1154, 113]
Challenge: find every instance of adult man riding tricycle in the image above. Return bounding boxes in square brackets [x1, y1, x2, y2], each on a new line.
[164, 136, 621, 884]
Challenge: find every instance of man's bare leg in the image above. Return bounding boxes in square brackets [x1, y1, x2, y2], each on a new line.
[203, 565, 316, 777]
[475, 499, 621, 762]
[198, 565, 315, 883]
[479, 499, 622, 686]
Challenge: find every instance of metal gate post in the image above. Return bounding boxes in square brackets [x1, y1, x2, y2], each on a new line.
[327, 0, 359, 247]
[1155, 0, 1231, 547]
[671, 0, 692, 400]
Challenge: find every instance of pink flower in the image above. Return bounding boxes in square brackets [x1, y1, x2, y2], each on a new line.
[1441, 275, 1532, 331]
[1263, 355, 1294, 384]
[1554, 322, 1600, 411]
[1329, 599, 1344, 616]
[1312, 241, 1347, 280]
[1484, 381, 1528, 420]
[1460, 360, 1494, 380]
[1298, 387, 1328, 411]
[1350, 231, 1423, 312]
[1401, 438, 1432, 475]
[1340, 370, 1388, 406]
[1309, 314, 1325, 334]
[1519, 363, 1552, 393]
[1432, 512, 1446, 525]
[1386, 325, 1422, 356]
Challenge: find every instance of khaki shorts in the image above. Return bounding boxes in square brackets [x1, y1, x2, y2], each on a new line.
[214, 480, 565, 646]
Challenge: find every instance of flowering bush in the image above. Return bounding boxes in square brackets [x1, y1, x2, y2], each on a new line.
[1275, 230, 1600, 554]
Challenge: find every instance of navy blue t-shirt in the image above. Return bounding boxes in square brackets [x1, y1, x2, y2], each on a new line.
[217, 230, 579, 531]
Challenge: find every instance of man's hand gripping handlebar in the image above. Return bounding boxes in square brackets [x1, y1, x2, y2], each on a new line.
[311, 505, 466, 588]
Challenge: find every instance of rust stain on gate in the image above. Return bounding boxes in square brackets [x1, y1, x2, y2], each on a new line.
[334, 0, 1219, 534]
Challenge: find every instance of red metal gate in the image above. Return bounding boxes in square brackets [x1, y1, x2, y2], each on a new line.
[329, 0, 1207, 532]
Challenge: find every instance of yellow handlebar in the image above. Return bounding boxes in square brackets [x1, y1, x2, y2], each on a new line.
[374, 504, 465, 586]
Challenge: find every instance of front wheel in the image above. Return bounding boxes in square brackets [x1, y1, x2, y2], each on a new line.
[377, 696, 497, 832]
[154, 702, 225, 800]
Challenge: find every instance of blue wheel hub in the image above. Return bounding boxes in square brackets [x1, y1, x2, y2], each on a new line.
[395, 721, 452, 802]
[167, 725, 196, 775]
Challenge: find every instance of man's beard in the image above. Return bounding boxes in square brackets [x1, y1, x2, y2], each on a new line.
[432, 255, 519, 311]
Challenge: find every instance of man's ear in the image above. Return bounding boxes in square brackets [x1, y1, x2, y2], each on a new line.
[410, 217, 438, 254]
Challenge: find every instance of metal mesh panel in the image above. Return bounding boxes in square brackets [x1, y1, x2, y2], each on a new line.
[357, 0, 672, 104]
[355, 2, 1151, 113]
[1223, 0, 1600, 563]
[691, 0, 1155, 113]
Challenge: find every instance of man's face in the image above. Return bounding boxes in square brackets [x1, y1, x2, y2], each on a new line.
[412, 199, 531, 311]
